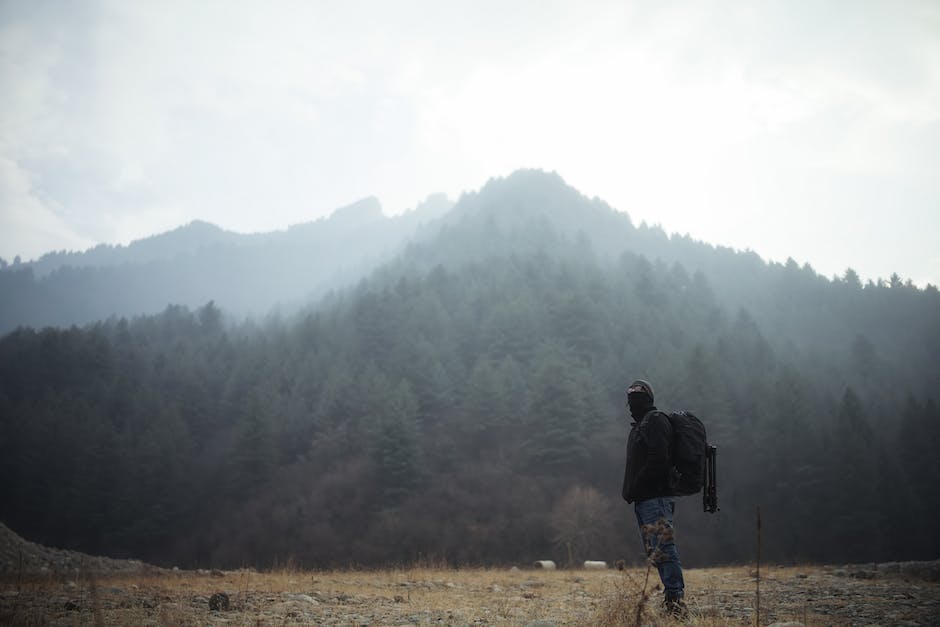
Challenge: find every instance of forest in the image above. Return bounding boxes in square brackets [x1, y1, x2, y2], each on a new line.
[1, 170, 938, 570]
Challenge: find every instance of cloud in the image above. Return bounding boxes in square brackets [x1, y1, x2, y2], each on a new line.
[0, 0, 938, 285]
[0, 157, 94, 260]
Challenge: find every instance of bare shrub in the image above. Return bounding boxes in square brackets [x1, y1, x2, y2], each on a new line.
[549, 485, 611, 567]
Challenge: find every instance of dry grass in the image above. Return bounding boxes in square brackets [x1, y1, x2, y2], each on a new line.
[2, 563, 938, 625]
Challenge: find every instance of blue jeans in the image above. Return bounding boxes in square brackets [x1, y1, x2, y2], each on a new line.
[635, 497, 684, 600]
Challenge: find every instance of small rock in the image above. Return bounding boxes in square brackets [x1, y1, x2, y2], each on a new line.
[285, 593, 319, 605]
[209, 591, 230, 611]
[211, 569, 225, 577]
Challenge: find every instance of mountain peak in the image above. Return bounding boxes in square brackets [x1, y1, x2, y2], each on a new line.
[449, 168, 615, 231]
[328, 197, 384, 227]
[477, 169, 575, 199]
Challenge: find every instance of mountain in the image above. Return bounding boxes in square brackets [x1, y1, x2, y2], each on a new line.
[0, 194, 452, 333]
[1, 170, 938, 570]
[22, 220, 242, 279]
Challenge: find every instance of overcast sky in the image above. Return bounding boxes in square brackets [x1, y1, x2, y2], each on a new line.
[2, 0, 938, 285]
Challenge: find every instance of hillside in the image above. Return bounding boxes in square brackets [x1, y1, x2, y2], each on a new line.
[1, 170, 938, 573]
[0, 194, 452, 333]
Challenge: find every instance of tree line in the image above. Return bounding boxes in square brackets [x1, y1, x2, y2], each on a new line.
[1, 171, 938, 569]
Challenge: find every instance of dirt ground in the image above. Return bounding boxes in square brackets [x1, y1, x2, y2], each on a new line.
[2, 563, 939, 626]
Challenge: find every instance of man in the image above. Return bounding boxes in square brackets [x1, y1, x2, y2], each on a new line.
[621, 379, 687, 618]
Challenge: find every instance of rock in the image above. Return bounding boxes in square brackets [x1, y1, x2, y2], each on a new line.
[267, 601, 303, 616]
[209, 591, 230, 611]
[211, 569, 225, 577]
[284, 593, 318, 605]
[767, 622, 804, 627]
[850, 569, 876, 579]
[899, 560, 940, 582]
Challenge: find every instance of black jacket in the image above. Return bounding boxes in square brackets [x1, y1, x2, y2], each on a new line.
[622, 409, 676, 503]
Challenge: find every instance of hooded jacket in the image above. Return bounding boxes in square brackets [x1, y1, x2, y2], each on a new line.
[622, 406, 677, 503]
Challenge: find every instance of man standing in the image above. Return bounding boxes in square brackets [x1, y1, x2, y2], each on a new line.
[621, 379, 687, 618]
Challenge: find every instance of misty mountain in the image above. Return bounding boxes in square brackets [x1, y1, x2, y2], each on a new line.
[21, 220, 243, 279]
[1, 170, 938, 570]
[0, 194, 453, 334]
[404, 171, 938, 396]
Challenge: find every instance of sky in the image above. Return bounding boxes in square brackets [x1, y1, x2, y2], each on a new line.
[1, 0, 939, 286]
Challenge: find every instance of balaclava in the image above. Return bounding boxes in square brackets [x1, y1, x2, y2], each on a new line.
[626, 379, 656, 421]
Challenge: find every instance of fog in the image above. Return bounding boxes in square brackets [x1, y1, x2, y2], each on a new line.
[2, 1, 939, 286]
[2, 169, 939, 570]
[1, 0, 939, 580]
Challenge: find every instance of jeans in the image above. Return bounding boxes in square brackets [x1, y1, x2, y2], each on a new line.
[635, 497, 684, 600]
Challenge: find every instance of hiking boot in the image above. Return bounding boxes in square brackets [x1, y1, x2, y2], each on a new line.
[662, 596, 689, 620]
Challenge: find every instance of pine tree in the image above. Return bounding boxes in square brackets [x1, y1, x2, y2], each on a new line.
[526, 349, 587, 471]
[369, 381, 425, 506]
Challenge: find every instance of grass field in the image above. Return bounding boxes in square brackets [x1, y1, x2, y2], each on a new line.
[2, 563, 939, 625]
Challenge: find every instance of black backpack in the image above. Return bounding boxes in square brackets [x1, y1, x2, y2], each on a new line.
[665, 411, 708, 496]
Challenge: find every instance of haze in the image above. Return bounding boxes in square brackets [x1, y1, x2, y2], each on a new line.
[1, 0, 938, 286]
